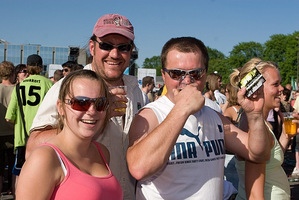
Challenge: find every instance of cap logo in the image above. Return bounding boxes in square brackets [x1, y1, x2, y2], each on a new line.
[114, 17, 121, 26]
[103, 17, 131, 27]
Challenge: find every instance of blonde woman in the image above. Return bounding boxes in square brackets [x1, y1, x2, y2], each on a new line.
[231, 58, 293, 200]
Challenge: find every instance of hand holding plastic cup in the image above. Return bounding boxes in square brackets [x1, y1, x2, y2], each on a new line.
[283, 112, 297, 136]
[109, 86, 127, 113]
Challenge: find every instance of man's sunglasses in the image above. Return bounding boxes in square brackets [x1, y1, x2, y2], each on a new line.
[63, 68, 69, 72]
[65, 96, 108, 112]
[163, 68, 206, 81]
[94, 40, 132, 52]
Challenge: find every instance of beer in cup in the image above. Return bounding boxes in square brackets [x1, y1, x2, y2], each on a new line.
[109, 86, 127, 112]
[283, 112, 297, 136]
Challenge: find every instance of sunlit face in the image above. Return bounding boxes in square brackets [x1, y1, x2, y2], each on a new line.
[58, 78, 106, 139]
[89, 34, 132, 85]
[162, 49, 206, 102]
[262, 67, 283, 111]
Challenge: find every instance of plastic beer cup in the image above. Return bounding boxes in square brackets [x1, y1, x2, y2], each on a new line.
[109, 86, 127, 112]
[283, 112, 297, 136]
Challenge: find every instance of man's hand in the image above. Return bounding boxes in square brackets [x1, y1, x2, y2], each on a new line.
[173, 83, 205, 115]
[26, 128, 57, 159]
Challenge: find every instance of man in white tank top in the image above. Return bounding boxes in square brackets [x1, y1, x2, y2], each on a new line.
[127, 37, 273, 199]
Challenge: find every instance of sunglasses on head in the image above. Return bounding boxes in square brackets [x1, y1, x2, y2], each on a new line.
[163, 68, 206, 81]
[65, 96, 108, 112]
[94, 40, 132, 52]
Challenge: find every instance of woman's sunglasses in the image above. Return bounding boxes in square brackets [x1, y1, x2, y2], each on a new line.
[163, 68, 206, 81]
[65, 96, 108, 112]
[19, 70, 27, 73]
[94, 40, 132, 52]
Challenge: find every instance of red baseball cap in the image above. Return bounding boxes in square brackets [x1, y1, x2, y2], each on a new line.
[93, 14, 134, 41]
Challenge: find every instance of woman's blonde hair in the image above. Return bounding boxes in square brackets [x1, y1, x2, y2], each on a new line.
[230, 58, 279, 88]
[225, 83, 239, 107]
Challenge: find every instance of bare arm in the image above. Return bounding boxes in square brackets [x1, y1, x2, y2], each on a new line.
[220, 100, 229, 114]
[224, 87, 272, 162]
[245, 161, 265, 200]
[26, 127, 58, 159]
[127, 84, 205, 180]
[279, 128, 292, 153]
[222, 88, 269, 200]
[235, 113, 266, 200]
[16, 146, 63, 200]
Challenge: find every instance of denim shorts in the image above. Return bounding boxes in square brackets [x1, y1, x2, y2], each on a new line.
[12, 146, 26, 176]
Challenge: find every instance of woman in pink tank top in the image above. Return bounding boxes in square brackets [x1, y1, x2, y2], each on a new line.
[16, 70, 123, 200]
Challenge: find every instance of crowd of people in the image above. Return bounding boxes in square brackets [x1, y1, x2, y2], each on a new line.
[0, 13, 299, 200]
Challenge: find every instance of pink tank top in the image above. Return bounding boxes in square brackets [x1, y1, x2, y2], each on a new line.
[42, 142, 123, 200]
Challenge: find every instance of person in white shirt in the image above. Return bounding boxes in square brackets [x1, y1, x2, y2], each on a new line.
[127, 37, 274, 199]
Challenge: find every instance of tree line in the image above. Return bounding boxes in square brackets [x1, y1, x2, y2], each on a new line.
[142, 31, 299, 86]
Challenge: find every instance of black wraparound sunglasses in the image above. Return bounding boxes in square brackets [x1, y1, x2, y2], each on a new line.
[163, 68, 206, 81]
[94, 40, 132, 52]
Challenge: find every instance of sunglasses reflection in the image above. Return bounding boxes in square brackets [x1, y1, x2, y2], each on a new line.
[66, 96, 108, 112]
[163, 68, 206, 81]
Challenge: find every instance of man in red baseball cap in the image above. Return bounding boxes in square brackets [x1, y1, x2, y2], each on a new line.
[27, 14, 144, 200]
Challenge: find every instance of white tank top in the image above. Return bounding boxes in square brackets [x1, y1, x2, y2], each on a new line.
[136, 96, 225, 200]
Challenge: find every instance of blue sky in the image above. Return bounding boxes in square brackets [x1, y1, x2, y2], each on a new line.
[1, 0, 298, 67]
